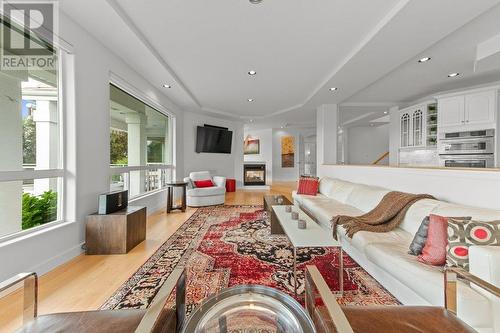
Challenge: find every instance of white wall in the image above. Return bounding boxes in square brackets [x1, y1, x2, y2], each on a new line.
[272, 127, 316, 181]
[183, 112, 244, 187]
[0, 12, 186, 281]
[244, 128, 273, 184]
[346, 124, 389, 165]
[318, 165, 500, 210]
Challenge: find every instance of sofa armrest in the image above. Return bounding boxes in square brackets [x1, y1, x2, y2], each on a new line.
[183, 177, 193, 189]
[212, 176, 226, 188]
[305, 265, 354, 333]
[445, 266, 500, 315]
[469, 246, 500, 290]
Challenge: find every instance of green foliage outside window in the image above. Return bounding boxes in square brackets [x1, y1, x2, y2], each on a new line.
[22, 190, 57, 230]
[110, 130, 128, 165]
[23, 115, 36, 164]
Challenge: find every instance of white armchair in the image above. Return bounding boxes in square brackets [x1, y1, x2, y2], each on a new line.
[183, 171, 226, 207]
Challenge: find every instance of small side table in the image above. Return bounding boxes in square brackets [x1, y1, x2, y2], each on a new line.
[166, 181, 188, 213]
[226, 178, 236, 192]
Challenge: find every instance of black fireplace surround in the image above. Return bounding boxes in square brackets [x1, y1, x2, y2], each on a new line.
[244, 164, 266, 186]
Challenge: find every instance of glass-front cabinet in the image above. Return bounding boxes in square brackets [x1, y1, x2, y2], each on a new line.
[400, 101, 438, 148]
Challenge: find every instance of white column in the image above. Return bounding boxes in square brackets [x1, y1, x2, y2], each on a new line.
[0, 73, 23, 236]
[33, 100, 59, 195]
[389, 106, 400, 166]
[126, 112, 147, 197]
[316, 104, 339, 166]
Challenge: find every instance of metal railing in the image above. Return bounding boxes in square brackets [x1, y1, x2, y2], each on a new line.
[0, 272, 38, 324]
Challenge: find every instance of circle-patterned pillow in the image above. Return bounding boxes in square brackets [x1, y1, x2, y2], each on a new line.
[447, 218, 500, 271]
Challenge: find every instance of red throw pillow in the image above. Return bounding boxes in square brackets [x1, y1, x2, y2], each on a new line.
[297, 176, 319, 196]
[193, 179, 214, 188]
[418, 214, 449, 266]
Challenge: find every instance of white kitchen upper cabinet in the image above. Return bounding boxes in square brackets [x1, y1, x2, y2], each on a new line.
[465, 90, 496, 126]
[438, 96, 465, 128]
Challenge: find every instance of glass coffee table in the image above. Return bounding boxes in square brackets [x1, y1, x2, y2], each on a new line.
[182, 284, 316, 333]
[272, 205, 343, 298]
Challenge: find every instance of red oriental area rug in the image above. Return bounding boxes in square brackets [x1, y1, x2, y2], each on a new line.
[101, 205, 399, 312]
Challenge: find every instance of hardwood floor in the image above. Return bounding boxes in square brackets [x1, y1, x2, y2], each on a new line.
[0, 182, 296, 332]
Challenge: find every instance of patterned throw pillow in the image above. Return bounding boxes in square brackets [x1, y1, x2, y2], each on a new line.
[447, 219, 500, 271]
[297, 176, 319, 196]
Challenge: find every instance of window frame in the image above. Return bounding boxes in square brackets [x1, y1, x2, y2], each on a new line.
[109, 74, 176, 200]
[0, 48, 69, 243]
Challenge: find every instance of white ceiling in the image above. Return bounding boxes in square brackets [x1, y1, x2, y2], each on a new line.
[60, 0, 500, 128]
[348, 2, 500, 104]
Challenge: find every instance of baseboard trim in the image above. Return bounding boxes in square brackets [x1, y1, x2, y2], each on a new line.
[29, 242, 85, 277]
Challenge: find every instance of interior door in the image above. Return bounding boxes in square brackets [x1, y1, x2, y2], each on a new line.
[465, 91, 495, 126]
[302, 135, 317, 177]
[438, 96, 465, 128]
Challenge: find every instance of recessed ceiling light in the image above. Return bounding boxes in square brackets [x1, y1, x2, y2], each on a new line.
[448, 72, 460, 78]
[162, 84, 171, 88]
[418, 57, 431, 63]
[247, 98, 254, 102]
[383, 111, 388, 114]
[249, 119, 254, 122]
[329, 87, 338, 92]
[249, 0, 263, 4]
[248, 70, 257, 76]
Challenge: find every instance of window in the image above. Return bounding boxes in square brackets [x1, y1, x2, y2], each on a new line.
[0, 23, 65, 240]
[109, 84, 174, 198]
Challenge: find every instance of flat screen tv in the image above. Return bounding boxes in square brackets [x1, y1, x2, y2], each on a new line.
[196, 125, 233, 154]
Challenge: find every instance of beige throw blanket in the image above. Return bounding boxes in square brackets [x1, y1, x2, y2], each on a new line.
[332, 191, 434, 239]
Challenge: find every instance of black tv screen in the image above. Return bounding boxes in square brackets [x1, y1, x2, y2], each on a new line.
[196, 126, 233, 154]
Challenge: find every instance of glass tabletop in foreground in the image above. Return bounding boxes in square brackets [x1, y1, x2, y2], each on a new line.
[182, 285, 316, 333]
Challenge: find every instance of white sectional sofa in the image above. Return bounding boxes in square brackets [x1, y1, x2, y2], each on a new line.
[292, 177, 500, 333]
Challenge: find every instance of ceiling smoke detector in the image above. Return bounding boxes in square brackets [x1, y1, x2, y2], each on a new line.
[249, 0, 263, 4]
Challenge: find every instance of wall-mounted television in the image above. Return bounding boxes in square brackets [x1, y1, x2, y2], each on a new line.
[196, 125, 233, 154]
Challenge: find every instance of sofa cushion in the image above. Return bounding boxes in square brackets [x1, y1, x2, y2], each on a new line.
[344, 184, 390, 213]
[189, 171, 212, 181]
[187, 186, 225, 197]
[363, 242, 492, 327]
[292, 191, 328, 206]
[323, 178, 357, 203]
[364, 242, 446, 305]
[317, 177, 337, 198]
[337, 225, 413, 254]
[432, 202, 500, 221]
[399, 199, 441, 235]
[301, 197, 363, 230]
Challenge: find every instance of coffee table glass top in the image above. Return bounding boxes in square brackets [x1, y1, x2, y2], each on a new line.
[182, 285, 315, 333]
[264, 194, 292, 207]
[272, 205, 340, 248]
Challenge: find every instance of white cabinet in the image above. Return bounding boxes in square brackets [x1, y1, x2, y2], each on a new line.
[465, 90, 496, 126]
[439, 96, 464, 128]
[438, 90, 496, 130]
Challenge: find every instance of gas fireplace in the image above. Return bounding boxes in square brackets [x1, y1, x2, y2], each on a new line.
[244, 164, 266, 186]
